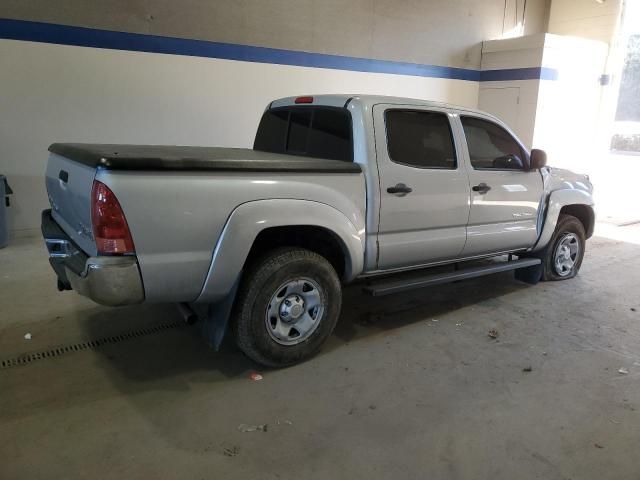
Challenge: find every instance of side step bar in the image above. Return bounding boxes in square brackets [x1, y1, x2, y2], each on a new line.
[363, 258, 542, 297]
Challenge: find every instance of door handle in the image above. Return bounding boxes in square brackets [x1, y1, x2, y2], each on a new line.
[472, 183, 491, 194]
[387, 183, 413, 195]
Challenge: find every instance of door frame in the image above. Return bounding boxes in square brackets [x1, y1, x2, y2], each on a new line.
[371, 103, 472, 271]
[449, 110, 532, 171]
[450, 110, 546, 256]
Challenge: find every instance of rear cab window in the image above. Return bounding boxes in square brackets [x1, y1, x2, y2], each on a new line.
[254, 106, 353, 162]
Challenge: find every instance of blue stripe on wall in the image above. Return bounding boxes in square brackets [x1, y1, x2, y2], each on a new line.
[480, 67, 559, 81]
[0, 18, 557, 82]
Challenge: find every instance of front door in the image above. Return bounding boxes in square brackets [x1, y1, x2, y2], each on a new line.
[457, 114, 544, 256]
[374, 105, 471, 270]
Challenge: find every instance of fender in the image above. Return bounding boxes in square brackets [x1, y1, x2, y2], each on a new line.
[532, 188, 595, 252]
[196, 198, 366, 303]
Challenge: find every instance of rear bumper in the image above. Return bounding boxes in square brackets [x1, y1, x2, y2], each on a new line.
[41, 209, 144, 306]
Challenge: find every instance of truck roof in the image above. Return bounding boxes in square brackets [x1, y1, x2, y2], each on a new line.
[270, 94, 487, 116]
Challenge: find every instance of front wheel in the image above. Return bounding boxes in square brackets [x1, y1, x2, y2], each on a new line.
[232, 248, 342, 367]
[541, 214, 586, 281]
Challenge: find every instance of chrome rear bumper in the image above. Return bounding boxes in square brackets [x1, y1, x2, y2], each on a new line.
[41, 209, 145, 306]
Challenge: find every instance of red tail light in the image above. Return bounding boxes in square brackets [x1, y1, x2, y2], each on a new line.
[91, 180, 135, 255]
[295, 96, 313, 104]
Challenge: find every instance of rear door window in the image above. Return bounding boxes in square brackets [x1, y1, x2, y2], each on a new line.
[254, 107, 353, 161]
[385, 110, 457, 169]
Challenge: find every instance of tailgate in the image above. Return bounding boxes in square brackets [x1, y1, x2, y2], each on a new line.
[45, 152, 97, 256]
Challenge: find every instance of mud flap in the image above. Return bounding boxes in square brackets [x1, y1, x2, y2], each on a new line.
[201, 274, 241, 351]
[514, 263, 543, 285]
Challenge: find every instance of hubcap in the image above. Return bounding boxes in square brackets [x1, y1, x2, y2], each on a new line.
[553, 233, 580, 277]
[280, 295, 305, 321]
[265, 278, 325, 345]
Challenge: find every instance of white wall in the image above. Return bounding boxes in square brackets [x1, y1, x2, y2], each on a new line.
[534, 35, 609, 172]
[548, 0, 622, 44]
[480, 34, 548, 148]
[0, 0, 551, 70]
[0, 39, 479, 235]
[478, 80, 541, 148]
[545, 0, 624, 168]
[479, 33, 609, 172]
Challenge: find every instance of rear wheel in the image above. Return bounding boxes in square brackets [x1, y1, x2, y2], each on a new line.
[541, 214, 586, 281]
[232, 247, 342, 367]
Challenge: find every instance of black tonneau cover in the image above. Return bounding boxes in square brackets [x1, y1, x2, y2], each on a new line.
[48, 143, 362, 173]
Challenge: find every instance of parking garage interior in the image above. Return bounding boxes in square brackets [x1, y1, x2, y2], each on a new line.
[1, 1, 640, 479]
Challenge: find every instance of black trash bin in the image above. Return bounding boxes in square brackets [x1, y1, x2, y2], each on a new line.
[0, 175, 12, 249]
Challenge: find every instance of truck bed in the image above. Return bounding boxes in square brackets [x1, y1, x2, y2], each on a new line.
[45, 143, 366, 303]
[48, 144, 362, 173]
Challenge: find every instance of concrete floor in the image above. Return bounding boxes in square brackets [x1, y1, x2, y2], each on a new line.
[1, 227, 640, 480]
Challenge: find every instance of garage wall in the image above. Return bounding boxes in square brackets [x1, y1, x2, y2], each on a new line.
[548, 0, 622, 44]
[0, 37, 480, 235]
[479, 35, 549, 149]
[1, 0, 550, 69]
[534, 35, 609, 172]
[0, 1, 550, 236]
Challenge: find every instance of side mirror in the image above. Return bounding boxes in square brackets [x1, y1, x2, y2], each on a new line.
[530, 149, 547, 170]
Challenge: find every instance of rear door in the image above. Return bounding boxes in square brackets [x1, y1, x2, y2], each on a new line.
[457, 114, 544, 256]
[373, 105, 470, 270]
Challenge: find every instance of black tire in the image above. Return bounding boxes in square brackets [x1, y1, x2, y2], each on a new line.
[232, 247, 342, 367]
[540, 214, 586, 281]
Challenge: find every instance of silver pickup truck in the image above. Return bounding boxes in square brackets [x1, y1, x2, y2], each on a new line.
[42, 94, 594, 366]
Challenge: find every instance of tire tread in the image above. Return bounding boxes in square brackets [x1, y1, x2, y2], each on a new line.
[541, 213, 586, 281]
[232, 247, 341, 367]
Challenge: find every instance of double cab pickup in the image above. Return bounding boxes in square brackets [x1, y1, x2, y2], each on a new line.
[42, 94, 594, 366]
